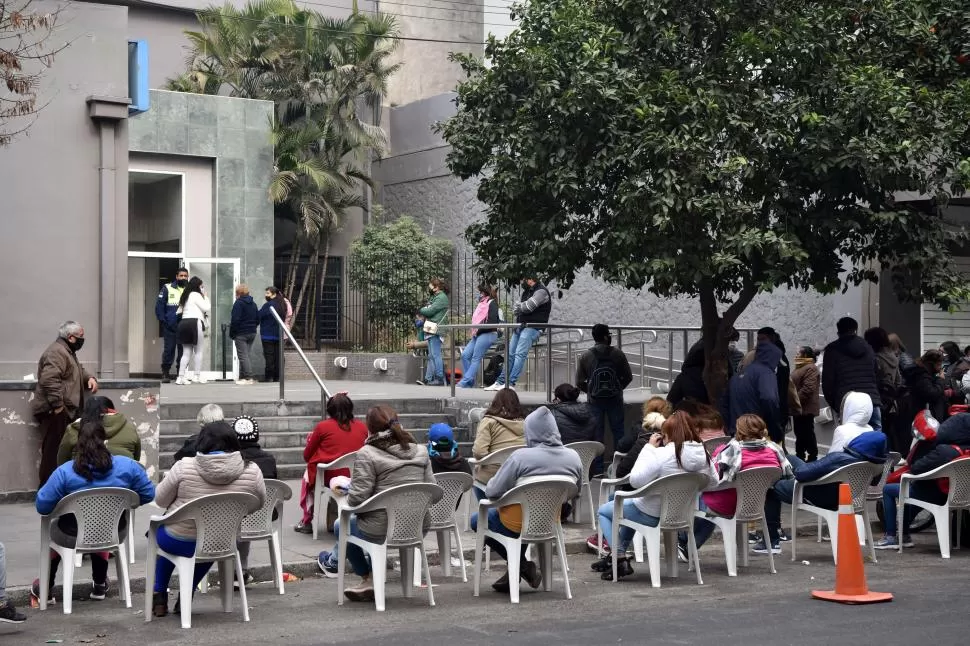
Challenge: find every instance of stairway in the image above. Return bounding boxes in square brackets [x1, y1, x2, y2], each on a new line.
[159, 398, 473, 479]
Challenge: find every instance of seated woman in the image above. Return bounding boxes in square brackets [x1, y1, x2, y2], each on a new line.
[617, 396, 673, 453]
[548, 383, 598, 445]
[471, 389, 526, 495]
[151, 421, 266, 617]
[295, 393, 368, 534]
[56, 396, 142, 466]
[33, 421, 155, 604]
[675, 399, 727, 442]
[591, 411, 715, 580]
[678, 414, 792, 558]
[316, 406, 436, 602]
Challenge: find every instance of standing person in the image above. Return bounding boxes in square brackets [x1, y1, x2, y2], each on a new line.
[901, 350, 949, 424]
[667, 344, 709, 407]
[727, 330, 745, 377]
[457, 284, 500, 388]
[577, 324, 634, 470]
[175, 277, 211, 385]
[486, 276, 553, 391]
[31, 321, 98, 486]
[155, 267, 188, 383]
[295, 393, 368, 534]
[57, 396, 141, 466]
[821, 317, 882, 431]
[791, 346, 821, 461]
[416, 277, 450, 386]
[0, 541, 26, 624]
[258, 287, 287, 383]
[722, 338, 783, 442]
[229, 284, 259, 385]
[548, 383, 598, 444]
[865, 327, 902, 445]
[940, 341, 970, 403]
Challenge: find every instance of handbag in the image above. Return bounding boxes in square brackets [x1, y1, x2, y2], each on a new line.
[422, 307, 447, 336]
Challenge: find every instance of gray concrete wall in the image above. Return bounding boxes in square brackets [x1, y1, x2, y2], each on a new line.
[0, 381, 161, 498]
[0, 0, 130, 380]
[127, 5, 197, 90]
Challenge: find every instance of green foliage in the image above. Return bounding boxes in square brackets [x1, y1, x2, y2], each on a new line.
[348, 217, 454, 351]
[439, 0, 970, 397]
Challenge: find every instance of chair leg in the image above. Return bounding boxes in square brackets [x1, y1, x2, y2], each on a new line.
[687, 530, 703, 586]
[610, 522, 620, 584]
[269, 532, 284, 594]
[400, 547, 415, 598]
[177, 559, 194, 629]
[790, 502, 799, 562]
[117, 545, 131, 607]
[412, 548, 422, 588]
[336, 530, 347, 605]
[440, 530, 453, 578]
[646, 531, 661, 588]
[473, 515, 484, 597]
[761, 518, 776, 574]
[741, 520, 750, 568]
[934, 508, 952, 559]
[507, 541, 521, 604]
[371, 546, 387, 612]
[557, 533, 572, 600]
[541, 542, 553, 592]
[956, 509, 962, 550]
[453, 527, 467, 583]
[816, 516, 822, 543]
[587, 482, 596, 530]
[128, 509, 136, 565]
[722, 521, 737, 577]
[234, 554, 250, 622]
[829, 515, 839, 564]
[39, 529, 51, 612]
[633, 532, 644, 563]
[862, 509, 877, 564]
[144, 541, 157, 623]
[555, 524, 570, 572]
[61, 548, 75, 615]
[664, 532, 678, 579]
[420, 546, 435, 607]
[219, 560, 233, 612]
[596, 514, 604, 558]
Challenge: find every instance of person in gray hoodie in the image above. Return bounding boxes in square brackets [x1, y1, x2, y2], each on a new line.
[472, 406, 582, 593]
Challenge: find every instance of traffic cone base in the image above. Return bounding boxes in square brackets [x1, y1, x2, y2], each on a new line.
[810, 483, 893, 605]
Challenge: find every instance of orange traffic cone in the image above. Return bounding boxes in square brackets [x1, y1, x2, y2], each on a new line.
[812, 483, 893, 604]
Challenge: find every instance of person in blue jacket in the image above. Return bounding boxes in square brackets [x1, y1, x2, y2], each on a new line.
[723, 339, 784, 442]
[32, 421, 155, 605]
[229, 284, 260, 384]
[258, 286, 287, 382]
[155, 267, 188, 383]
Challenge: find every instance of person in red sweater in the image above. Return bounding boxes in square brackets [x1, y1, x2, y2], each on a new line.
[294, 393, 368, 533]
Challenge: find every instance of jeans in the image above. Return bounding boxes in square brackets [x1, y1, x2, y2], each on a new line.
[590, 397, 625, 474]
[459, 332, 498, 387]
[881, 482, 947, 537]
[262, 339, 279, 381]
[233, 333, 256, 379]
[470, 508, 528, 562]
[869, 406, 883, 434]
[161, 325, 183, 374]
[152, 527, 215, 593]
[424, 334, 444, 383]
[597, 499, 659, 553]
[326, 516, 376, 577]
[494, 327, 541, 386]
[772, 455, 840, 519]
[679, 500, 717, 549]
[792, 415, 818, 462]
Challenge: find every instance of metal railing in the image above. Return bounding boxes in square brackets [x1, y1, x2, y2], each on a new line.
[269, 306, 332, 414]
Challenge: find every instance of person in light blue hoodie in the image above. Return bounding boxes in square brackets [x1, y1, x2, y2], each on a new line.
[33, 420, 155, 605]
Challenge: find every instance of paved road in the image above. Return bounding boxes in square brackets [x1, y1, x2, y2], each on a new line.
[0, 533, 961, 646]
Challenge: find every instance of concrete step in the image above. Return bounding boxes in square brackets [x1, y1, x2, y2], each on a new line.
[159, 398, 449, 420]
[159, 413, 459, 435]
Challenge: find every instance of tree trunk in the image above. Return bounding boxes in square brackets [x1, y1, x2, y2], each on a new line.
[700, 280, 760, 409]
[284, 237, 302, 302]
[316, 235, 332, 350]
[291, 235, 319, 338]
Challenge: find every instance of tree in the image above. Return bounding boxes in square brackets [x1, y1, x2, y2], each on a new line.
[439, 0, 970, 402]
[0, 0, 67, 146]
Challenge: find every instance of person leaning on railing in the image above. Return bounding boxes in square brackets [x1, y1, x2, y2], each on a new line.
[485, 276, 553, 391]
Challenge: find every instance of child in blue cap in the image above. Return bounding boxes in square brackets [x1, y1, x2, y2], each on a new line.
[428, 423, 471, 476]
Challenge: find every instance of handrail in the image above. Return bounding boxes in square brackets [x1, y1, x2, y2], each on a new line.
[268, 306, 332, 415]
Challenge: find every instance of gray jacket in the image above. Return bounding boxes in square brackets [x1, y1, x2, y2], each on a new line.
[348, 437, 436, 539]
[485, 407, 583, 500]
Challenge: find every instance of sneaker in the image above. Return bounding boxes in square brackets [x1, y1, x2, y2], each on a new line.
[586, 533, 610, 553]
[484, 382, 504, 391]
[29, 579, 55, 606]
[161, 373, 172, 384]
[491, 571, 510, 592]
[175, 376, 186, 386]
[195, 374, 208, 384]
[600, 557, 634, 581]
[506, 385, 516, 391]
[590, 555, 613, 572]
[0, 600, 26, 624]
[676, 543, 689, 563]
[751, 539, 781, 555]
[874, 536, 900, 550]
[344, 581, 375, 603]
[902, 535, 915, 548]
[521, 561, 542, 589]
[233, 571, 254, 589]
[317, 551, 339, 578]
[777, 528, 792, 542]
[293, 522, 313, 535]
[748, 531, 762, 544]
[415, 379, 426, 386]
[89, 579, 110, 600]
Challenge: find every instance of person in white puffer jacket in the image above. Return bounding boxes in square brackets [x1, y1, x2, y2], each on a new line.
[591, 410, 716, 580]
[175, 276, 211, 385]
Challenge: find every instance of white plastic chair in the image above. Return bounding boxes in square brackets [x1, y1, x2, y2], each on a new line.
[473, 475, 578, 604]
[611, 471, 710, 587]
[867, 451, 903, 503]
[414, 472, 474, 586]
[38, 487, 139, 614]
[313, 451, 358, 540]
[336, 483, 443, 612]
[466, 445, 522, 530]
[565, 441, 605, 528]
[145, 492, 260, 629]
[703, 436, 730, 454]
[694, 467, 782, 576]
[790, 461, 882, 564]
[898, 456, 970, 558]
[594, 475, 643, 563]
[240, 480, 294, 594]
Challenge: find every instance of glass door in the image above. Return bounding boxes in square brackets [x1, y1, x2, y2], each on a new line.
[184, 257, 241, 381]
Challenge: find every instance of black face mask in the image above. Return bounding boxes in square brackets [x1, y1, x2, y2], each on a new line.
[68, 337, 85, 352]
[265, 297, 273, 302]
[176, 279, 188, 288]
[521, 281, 530, 290]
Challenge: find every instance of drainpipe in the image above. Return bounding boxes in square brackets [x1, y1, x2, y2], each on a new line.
[87, 96, 130, 379]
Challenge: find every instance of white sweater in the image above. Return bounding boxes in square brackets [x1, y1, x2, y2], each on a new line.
[177, 291, 211, 321]
[628, 441, 716, 517]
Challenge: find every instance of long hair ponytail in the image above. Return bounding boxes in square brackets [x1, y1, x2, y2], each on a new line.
[366, 405, 412, 450]
[74, 421, 113, 481]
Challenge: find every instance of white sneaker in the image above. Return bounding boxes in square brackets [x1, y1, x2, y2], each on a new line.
[183, 374, 194, 384]
[484, 382, 504, 391]
[196, 374, 208, 384]
[175, 376, 186, 385]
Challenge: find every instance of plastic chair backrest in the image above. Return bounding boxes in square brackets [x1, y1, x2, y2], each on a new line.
[47, 487, 140, 551]
[157, 492, 260, 559]
[241, 480, 293, 538]
[729, 467, 783, 522]
[468, 407, 486, 429]
[429, 472, 473, 528]
[607, 451, 627, 479]
[350, 483, 444, 548]
[317, 451, 358, 483]
[942, 457, 970, 508]
[565, 442, 605, 482]
[703, 436, 730, 453]
[874, 452, 903, 491]
[639, 472, 710, 530]
[491, 475, 579, 541]
[812, 461, 882, 512]
[474, 445, 522, 467]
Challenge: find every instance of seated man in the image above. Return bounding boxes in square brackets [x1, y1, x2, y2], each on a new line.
[0, 541, 26, 624]
[472, 407, 582, 592]
[762, 431, 888, 555]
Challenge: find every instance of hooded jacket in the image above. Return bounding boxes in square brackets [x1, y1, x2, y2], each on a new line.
[485, 407, 583, 531]
[829, 392, 874, 454]
[548, 401, 598, 444]
[792, 361, 821, 417]
[629, 438, 716, 517]
[36, 455, 155, 515]
[154, 451, 266, 539]
[58, 412, 142, 465]
[902, 362, 948, 423]
[784, 430, 887, 509]
[911, 413, 970, 475]
[667, 345, 709, 406]
[874, 348, 901, 405]
[229, 294, 259, 338]
[347, 434, 436, 539]
[724, 341, 783, 441]
[472, 415, 526, 482]
[821, 334, 881, 411]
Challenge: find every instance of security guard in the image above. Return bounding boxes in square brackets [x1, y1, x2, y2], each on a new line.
[155, 267, 188, 382]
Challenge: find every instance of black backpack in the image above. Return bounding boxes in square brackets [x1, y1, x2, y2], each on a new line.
[588, 347, 623, 399]
[483, 355, 504, 386]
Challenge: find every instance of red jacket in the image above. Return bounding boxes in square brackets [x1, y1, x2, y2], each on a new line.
[304, 419, 368, 487]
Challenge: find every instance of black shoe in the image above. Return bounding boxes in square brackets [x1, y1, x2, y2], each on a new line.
[521, 561, 542, 589]
[0, 600, 26, 624]
[600, 557, 634, 580]
[29, 579, 54, 606]
[89, 579, 110, 600]
[590, 555, 613, 572]
[293, 522, 313, 535]
[152, 591, 168, 618]
[777, 528, 792, 542]
[415, 379, 426, 386]
[162, 373, 172, 384]
[491, 571, 510, 592]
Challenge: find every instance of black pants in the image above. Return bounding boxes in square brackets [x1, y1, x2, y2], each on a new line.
[262, 340, 279, 381]
[590, 397, 625, 475]
[38, 409, 71, 487]
[161, 326, 183, 375]
[792, 415, 818, 462]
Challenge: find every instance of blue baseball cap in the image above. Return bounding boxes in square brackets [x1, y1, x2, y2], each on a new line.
[428, 423, 455, 449]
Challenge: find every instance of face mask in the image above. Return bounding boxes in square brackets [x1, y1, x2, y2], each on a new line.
[728, 342, 737, 351]
[176, 279, 187, 288]
[265, 297, 272, 302]
[68, 337, 85, 352]
[521, 281, 530, 290]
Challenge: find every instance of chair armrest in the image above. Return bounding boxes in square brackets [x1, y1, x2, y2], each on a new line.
[900, 463, 952, 483]
[614, 480, 658, 500]
[704, 479, 737, 493]
[599, 476, 630, 488]
[476, 498, 498, 511]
